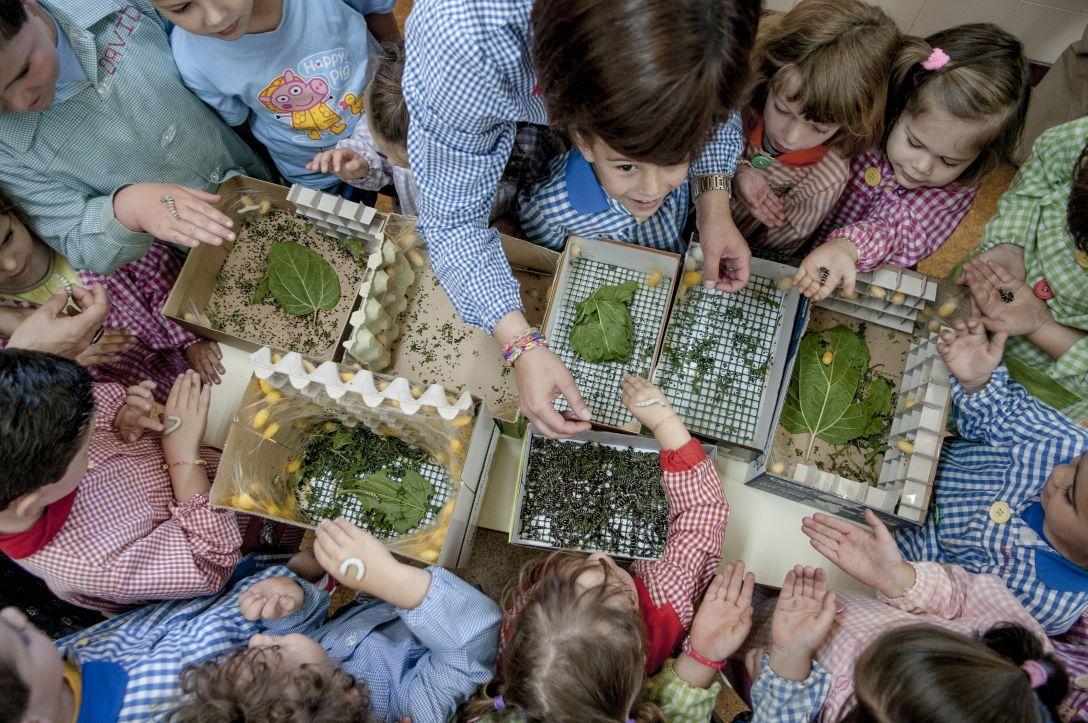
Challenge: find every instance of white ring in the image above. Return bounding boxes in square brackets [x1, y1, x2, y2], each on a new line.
[339, 556, 366, 581]
[633, 398, 664, 408]
[163, 415, 182, 436]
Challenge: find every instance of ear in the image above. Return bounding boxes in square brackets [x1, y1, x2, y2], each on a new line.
[283, 69, 297, 82]
[571, 133, 595, 163]
[12, 490, 45, 520]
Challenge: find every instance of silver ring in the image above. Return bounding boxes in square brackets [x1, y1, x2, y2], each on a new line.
[634, 397, 665, 408]
[161, 195, 180, 221]
[163, 415, 182, 435]
[90, 326, 105, 345]
[338, 556, 366, 581]
[998, 288, 1014, 304]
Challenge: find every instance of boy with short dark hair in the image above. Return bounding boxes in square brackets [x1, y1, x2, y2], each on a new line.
[0, 350, 241, 613]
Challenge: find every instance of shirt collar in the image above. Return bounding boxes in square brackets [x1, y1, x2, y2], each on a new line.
[564, 148, 613, 215]
[0, 487, 78, 559]
[48, 8, 88, 103]
[745, 115, 829, 168]
[76, 660, 127, 723]
[1022, 501, 1088, 593]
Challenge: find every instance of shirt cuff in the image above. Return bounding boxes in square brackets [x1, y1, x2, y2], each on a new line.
[102, 188, 155, 254]
[953, 364, 1009, 409]
[877, 561, 926, 608]
[660, 438, 707, 472]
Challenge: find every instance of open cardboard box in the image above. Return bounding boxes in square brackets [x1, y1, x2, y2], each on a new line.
[210, 349, 500, 568]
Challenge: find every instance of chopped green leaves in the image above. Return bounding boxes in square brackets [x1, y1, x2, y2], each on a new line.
[266, 242, 341, 316]
[569, 280, 638, 363]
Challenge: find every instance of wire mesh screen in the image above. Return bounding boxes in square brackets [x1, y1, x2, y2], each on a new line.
[298, 455, 452, 537]
[549, 258, 671, 428]
[656, 274, 784, 443]
[514, 436, 668, 560]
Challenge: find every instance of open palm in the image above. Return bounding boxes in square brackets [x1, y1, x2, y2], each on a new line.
[802, 509, 914, 597]
[688, 562, 755, 661]
[770, 566, 836, 660]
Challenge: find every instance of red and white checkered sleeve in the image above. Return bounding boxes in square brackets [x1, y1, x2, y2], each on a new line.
[630, 440, 729, 629]
[91, 382, 129, 433]
[124, 244, 202, 349]
[877, 561, 965, 617]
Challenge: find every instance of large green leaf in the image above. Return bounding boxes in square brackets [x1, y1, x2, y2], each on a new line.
[782, 325, 889, 449]
[337, 467, 433, 533]
[266, 242, 341, 316]
[569, 280, 638, 363]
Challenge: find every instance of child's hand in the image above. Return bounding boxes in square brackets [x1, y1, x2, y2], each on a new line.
[113, 183, 235, 250]
[768, 566, 837, 681]
[115, 380, 166, 443]
[957, 244, 1025, 286]
[937, 318, 1006, 394]
[306, 148, 370, 182]
[801, 509, 915, 598]
[161, 370, 211, 462]
[963, 259, 1052, 338]
[74, 328, 135, 367]
[734, 165, 785, 228]
[239, 577, 305, 621]
[688, 562, 756, 662]
[793, 238, 858, 302]
[184, 339, 225, 385]
[313, 517, 431, 609]
[620, 374, 690, 450]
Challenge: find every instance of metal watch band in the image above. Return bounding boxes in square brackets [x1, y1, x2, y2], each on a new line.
[691, 173, 733, 201]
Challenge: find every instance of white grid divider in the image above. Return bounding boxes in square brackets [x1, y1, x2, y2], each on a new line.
[286, 183, 388, 250]
[816, 265, 938, 332]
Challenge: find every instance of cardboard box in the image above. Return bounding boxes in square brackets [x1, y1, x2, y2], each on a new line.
[542, 236, 681, 432]
[745, 304, 952, 529]
[509, 427, 717, 560]
[210, 348, 499, 568]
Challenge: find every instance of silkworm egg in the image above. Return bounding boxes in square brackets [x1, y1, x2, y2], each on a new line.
[891, 291, 906, 305]
[286, 459, 301, 474]
[682, 270, 702, 286]
[646, 271, 662, 288]
[770, 462, 786, 475]
[897, 440, 915, 454]
[251, 408, 270, 429]
[870, 286, 886, 300]
[777, 277, 794, 292]
[262, 422, 280, 440]
[264, 390, 282, 403]
[821, 351, 834, 365]
[938, 299, 957, 317]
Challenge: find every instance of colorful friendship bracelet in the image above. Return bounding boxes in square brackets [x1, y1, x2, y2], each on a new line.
[502, 327, 548, 367]
[161, 459, 208, 472]
[682, 638, 726, 670]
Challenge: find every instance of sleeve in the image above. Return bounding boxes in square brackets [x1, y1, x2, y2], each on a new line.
[0, 170, 152, 274]
[750, 654, 831, 723]
[517, 181, 571, 250]
[764, 156, 849, 250]
[340, 0, 395, 14]
[403, 10, 524, 332]
[385, 568, 502, 723]
[122, 244, 201, 349]
[952, 365, 1088, 448]
[690, 111, 744, 178]
[170, 34, 250, 127]
[91, 382, 130, 433]
[630, 440, 729, 629]
[337, 121, 395, 191]
[836, 187, 975, 272]
[877, 562, 971, 618]
[641, 658, 720, 722]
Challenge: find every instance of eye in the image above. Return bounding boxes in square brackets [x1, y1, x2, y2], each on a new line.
[940, 158, 961, 168]
[907, 136, 923, 149]
[615, 164, 635, 172]
[1, 229, 11, 248]
[290, 87, 302, 95]
[774, 102, 789, 116]
[812, 125, 830, 135]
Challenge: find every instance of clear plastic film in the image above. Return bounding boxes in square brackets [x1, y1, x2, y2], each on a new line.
[210, 348, 477, 564]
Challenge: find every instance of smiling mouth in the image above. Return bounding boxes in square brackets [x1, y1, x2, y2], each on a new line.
[215, 21, 239, 36]
[630, 197, 662, 209]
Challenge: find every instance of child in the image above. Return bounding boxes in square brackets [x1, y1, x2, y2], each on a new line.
[959, 117, 1088, 424]
[161, 0, 381, 192]
[0, 352, 241, 613]
[0, 0, 270, 275]
[794, 24, 1030, 301]
[0, 523, 500, 722]
[748, 565, 1067, 721]
[465, 375, 731, 719]
[0, 189, 225, 394]
[732, 0, 899, 254]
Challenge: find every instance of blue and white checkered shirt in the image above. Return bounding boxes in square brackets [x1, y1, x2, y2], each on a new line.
[56, 562, 501, 722]
[518, 148, 690, 252]
[896, 366, 1088, 635]
[750, 653, 831, 723]
[403, 0, 742, 331]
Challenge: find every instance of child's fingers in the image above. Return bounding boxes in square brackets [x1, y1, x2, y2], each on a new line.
[780, 569, 797, 600]
[745, 647, 765, 678]
[138, 415, 166, 433]
[862, 508, 892, 540]
[705, 569, 727, 601]
[817, 590, 838, 626]
[801, 566, 816, 599]
[739, 571, 755, 609]
[724, 560, 746, 602]
[808, 538, 838, 565]
[986, 260, 1016, 285]
[990, 330, 1008, 352]
[165, 372, 185, 410]
[334, 516, 370, 545]
[198, 382, 212, 418]
[813, 567, 828, 596]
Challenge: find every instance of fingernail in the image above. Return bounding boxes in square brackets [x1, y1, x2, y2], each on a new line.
[703, 280, 715, 289]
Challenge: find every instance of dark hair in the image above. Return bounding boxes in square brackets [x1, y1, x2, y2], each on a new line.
[0, 186, 28, 227]
[461, 553, 663, 722]
[0, 654, 29, 723]
[887, 24, 1030, 186]
[0, 350, 94, 510]
[367, 42, 408, 147]
[747, 0, 900, 158]
[170, 647, 372, 723]
[531, 0, 761, 166]
[1069, 143, 1088, 254]
[0, 0, 27, 43]
[842, 624, 1068, 722]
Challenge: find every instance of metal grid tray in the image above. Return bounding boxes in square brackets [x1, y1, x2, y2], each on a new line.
[549, 257, 671, 428]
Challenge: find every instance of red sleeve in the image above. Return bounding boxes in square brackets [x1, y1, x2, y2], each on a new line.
[660, 437, 708, 472]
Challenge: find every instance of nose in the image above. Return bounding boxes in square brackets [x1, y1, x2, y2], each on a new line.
[637, 169, 667, 199]
[0, 254, 17, 272]
[206, 4, 228, 27]
[913, 153, 933, 176]
[782, 119, 805, 150]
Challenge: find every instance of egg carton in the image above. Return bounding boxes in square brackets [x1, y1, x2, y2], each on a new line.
[816, 266, 938, 333]
[343, 238, 419, 369]
[286, 184, 388, 250]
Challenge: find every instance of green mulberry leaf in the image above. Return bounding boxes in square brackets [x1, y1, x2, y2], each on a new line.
[267, 242, 341, 316]
[337, 467, 433, 533]
[569, 280, 639, 363]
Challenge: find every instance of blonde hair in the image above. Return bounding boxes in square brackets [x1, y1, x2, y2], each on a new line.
[747, 0, 901, 158]
[460, 553, 663, 723]
[887, 24, 1030, 186]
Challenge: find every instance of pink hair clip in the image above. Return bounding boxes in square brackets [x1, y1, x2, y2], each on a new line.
[1021, 660, 1049, 689]
[922, 48, 950, 71]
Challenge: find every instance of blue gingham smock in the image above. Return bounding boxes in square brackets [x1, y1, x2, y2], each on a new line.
[402, 0, 742, 332]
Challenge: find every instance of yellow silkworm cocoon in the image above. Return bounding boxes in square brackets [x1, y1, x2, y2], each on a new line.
[258, 199, 271, 215]
[264, 391, 282, 404]
[340, 371, 354, 383]
[272, 352, 283, 363]
[251, 408, 270, 430]
[646, 271, 662, 288]
[840, 289, 858, 300]
[184, 312, 197, 322]
[323, 421, 338, 432]
[682, 270, 703, 286]
[262, 422, 280, 440]
[928, 319, 941, 332]
[678, 284, 690, 300]
[905, 398, 917, 409]
[419, 549, 440, 563]
[378, 381, 390, 391]
[375, 333, 388, 345]
[891, 291, 906, 305]
[387, 266, 397, 279]
[411, 387, 423, 399]
[389, 400, 400, 409]
[286, 459, 301, 474]
[570, 244, 582, 258]
[777, 277, 794, 292]
[937, 299, 957, 317]
[897, 440, 915, 454]
[232, 492, 258, 511]
[821, 351, 834, 365]
[378, 425, 396, 436]
[450, 439, 464, 455]
[770, 462, 786, 475]
[258, 379, 273, 395]
[408, 249, 425, 267]
[302, 360, 316, 373]
[451, 415, 472, 428]
[240, 195, 254, 207]
[870, 286, 886, 300]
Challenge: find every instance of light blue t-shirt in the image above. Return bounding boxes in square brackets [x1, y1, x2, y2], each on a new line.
[170, 0, 380, 189]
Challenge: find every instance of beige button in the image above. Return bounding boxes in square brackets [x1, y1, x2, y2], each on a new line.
[1075, 674, 1088, 690]
[989, 501, 1012, 524]
[1077, 250, 1088, 269]
[864, 166, 882, 187]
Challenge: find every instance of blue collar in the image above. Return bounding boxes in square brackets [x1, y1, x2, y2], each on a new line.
[1022, 501, 1088, 593]
[564, 148, 613, 215]
[77, 660, 127, 723]
[48, 8, 88, 104]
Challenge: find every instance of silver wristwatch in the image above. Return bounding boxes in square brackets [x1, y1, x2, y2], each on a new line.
[690, 173, 733, 201]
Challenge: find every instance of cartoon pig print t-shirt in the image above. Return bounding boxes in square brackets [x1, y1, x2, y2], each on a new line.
[170, 0, 380, 189]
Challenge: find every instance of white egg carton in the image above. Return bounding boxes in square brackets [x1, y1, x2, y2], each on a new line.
[816, 265, 939, 333]
[286, 184, 388, 249]
[342, 238, 419, 368]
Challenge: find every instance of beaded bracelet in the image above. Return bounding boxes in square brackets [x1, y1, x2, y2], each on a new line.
[502, 327, 548, 368]
[682, 638, 726, 670]
[162, 459, 208, 472]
